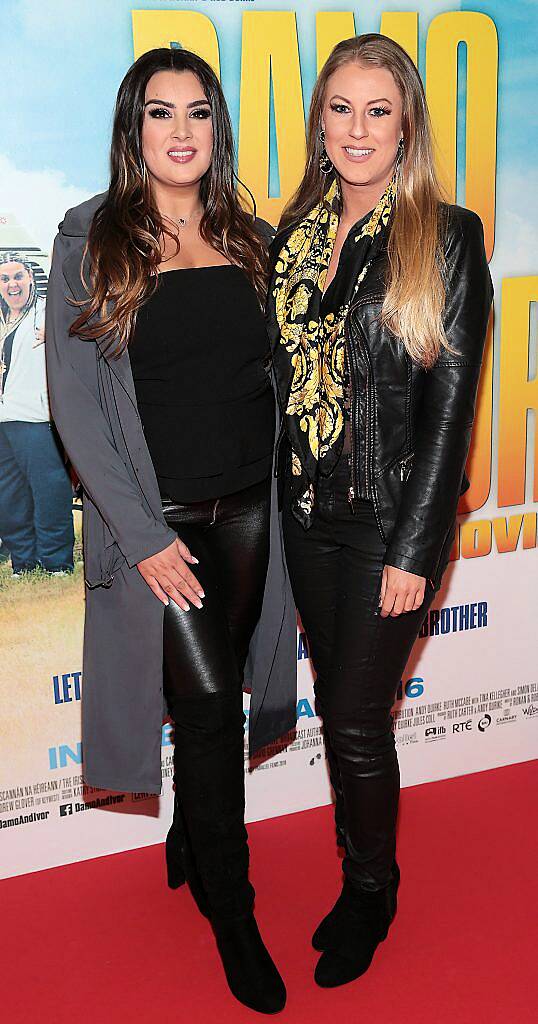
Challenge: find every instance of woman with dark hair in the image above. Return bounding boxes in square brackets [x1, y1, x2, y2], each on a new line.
[267, 34, 492, 988]
[0, 251, 74, 575]
[46, 47, 295, 1014]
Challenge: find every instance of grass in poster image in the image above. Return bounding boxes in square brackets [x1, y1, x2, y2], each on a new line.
[0, 514, 85, 783]
[0, 508, 82, 599]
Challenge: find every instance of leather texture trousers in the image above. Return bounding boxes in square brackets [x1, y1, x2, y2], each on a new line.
[283, 458, 434, 892]
[162, 476, 271, 920]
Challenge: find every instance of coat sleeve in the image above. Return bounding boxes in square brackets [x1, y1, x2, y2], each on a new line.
[383, 209, 493, 582]
[45, 232, 176, 568]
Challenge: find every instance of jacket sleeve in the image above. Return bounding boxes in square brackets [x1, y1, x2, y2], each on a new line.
[45, 232, 176, 568]
[383, 208, 493, 581]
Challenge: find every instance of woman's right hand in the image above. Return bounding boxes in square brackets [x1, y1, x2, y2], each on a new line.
[137, 538, 204, 610]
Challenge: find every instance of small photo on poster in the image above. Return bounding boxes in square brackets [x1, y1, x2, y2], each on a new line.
[0, 229, 78, 582]
[0, 224, 84, 806]
[0, 220, 84, 801]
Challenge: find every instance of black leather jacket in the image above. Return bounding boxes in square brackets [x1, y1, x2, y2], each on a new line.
[270, 203, 493, 589]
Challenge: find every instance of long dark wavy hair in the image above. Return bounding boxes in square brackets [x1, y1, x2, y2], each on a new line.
[70, 48, 267, 354]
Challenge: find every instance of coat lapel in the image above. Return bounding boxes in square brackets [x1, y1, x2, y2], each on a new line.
[61, 243, 135, 397]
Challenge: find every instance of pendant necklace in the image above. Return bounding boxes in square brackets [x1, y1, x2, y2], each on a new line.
[167, 208, 203, 231]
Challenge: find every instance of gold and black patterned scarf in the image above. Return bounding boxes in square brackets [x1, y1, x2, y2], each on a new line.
[267, 175, 396, 526]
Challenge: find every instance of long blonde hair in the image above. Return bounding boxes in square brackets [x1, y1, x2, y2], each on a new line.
[281, 34, 449, 368]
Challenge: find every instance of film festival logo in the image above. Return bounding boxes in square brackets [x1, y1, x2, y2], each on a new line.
[425, 714, 493, 739]
[425, 725, 446, 742]
[452, 719, 473, 734]
[496, 707, 517, 726]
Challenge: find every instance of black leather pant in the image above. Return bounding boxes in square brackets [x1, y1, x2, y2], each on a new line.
[162, 476, 271, 920]
[283, 459, 434, 892]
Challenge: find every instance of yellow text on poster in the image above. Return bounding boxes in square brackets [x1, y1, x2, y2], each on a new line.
[133, 8, 497, 247]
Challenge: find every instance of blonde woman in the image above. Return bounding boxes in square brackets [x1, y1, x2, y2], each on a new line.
[267, 34, 492, 988]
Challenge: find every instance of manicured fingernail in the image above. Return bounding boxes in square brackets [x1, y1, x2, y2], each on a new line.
[195, 601, 203, 610]
[191, 557, 199, 564]
[164, 599, 169, 606]
[182, 605, 190, 612]
[198, 590, 205, 598]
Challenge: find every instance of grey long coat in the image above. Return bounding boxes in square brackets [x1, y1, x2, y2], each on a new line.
[45, 194, 297, 795]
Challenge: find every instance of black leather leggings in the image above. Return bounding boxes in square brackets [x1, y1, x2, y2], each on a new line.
[283, 459, 434, 893]
[162, 476, 271, 920]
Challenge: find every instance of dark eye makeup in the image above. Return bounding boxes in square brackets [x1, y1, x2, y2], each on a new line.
[147, 105, 211, 120]
[329, 103, 392, 117]
[147, 106, 171, 119]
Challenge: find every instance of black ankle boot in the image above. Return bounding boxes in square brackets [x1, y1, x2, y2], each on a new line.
[312, 861, 400, 951]
[314, 873, 399, 988]
[213, 913, 286, 1014]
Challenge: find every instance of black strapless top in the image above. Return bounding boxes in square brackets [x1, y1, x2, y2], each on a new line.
[130, 265, 274, 502]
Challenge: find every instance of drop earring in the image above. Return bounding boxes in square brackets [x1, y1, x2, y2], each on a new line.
[319, 128, 333, 174]
[396, 137, 404, 167]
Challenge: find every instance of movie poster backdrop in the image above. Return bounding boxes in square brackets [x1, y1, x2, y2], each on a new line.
[0, 1, 536, 877]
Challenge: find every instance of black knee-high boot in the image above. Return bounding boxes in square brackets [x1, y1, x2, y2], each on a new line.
[170, 691, 253, 918]
[165, 787, 186, 890]
[166, 782, 210, 917]
[168, 691, 286, 1014]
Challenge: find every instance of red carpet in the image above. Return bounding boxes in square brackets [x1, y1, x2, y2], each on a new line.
[2, 761, 537, 1023]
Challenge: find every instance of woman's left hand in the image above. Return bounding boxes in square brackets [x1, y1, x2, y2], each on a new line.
[379, 564, 426, 618]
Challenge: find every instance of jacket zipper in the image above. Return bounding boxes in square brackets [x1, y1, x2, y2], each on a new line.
[344, 318, 361, 512]
[398, 452, 414, 482]
[348, 315, 387, 543]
